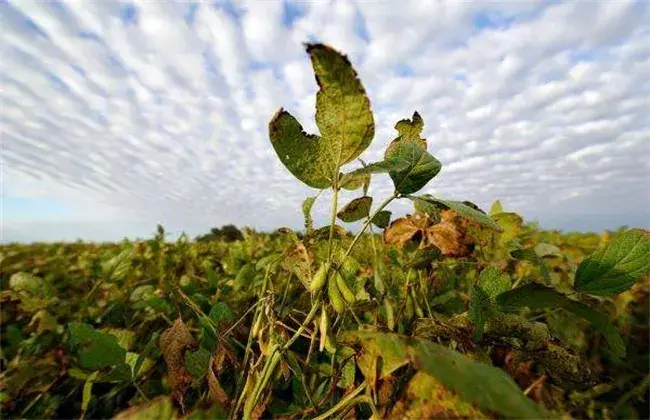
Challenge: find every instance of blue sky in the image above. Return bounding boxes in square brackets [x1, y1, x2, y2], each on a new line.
[1, 0, 649, 242]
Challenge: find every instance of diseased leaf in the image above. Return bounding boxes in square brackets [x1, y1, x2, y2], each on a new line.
[416, 197, 503, 232]
[575, 229, 650, 296]
[491, 212, 523, 245]
[339, 171, 369, 191]
[425, 210, 475, 257]
[208, 355, 229, 406]
[302, 196, 317, 235]
[68, 323, 126, 370]
[497, 283, 626, 358]
[371, 210, 391, 229]
[269, 44, 374, 188]
[383, 217, 422, 248]
[385, 113, 441, 194]
[337, 196, 372, 222]
[341, 332, 547, 418]
[413, 194, 441, 222]
[160, 318, 197, 407]
[314, 225, 348, 241]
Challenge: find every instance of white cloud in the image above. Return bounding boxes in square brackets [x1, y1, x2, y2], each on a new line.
[1, 0, 649, 242]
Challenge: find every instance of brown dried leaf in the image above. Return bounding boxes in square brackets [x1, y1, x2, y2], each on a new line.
[283, 242, 311, 285]
[160, 318, 196, 409]
[208, 355, 229, 406]
[382, 218, 422, 248]
[425, 210, 475, 257]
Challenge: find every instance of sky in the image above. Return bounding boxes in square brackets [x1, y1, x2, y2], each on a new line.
[1, 0, 649, 243]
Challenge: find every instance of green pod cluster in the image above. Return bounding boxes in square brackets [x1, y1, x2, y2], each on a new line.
[309, 262, 329, 293]
[318, 304, 335, 353]
[410, 287, 424, 318]
[328, 274, 346, 314]
[335, 272, 356, 305]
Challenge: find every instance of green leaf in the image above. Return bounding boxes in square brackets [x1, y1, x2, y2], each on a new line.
[126, 352, 154, 378]
[337, 196, 372, 222]
[100, 363, 133, 383]
[185, 347, 212, 379]
[407, 248, 441, 270]
[302, 196, 317, 234]
[269, 44, 374, 188]
[9, 272, 44, 295]
[469, 267, 510, 340]
[345, 157, 410, 176]
[341, 332, 547, 418]
[497, 283, 625, 358]
[371, 210, 391, 229]
[102, 249, 133, 281]
[478, 266, 511, 298]
[339, 158, 408, 191]
[235, 263, 256, 286]
[68, 323, 126, 370]
[385, 113, 441, 194]
[469, 286, 490, 340]
[575, 229, 650, 296]
[417, 197, 503, 232]
[534, 243, 563, 259]
[209, 302, 234, 327]
[100, 328, 136, 351]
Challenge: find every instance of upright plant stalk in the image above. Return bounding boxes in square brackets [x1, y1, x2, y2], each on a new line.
[326, 182, 340, 264]
[343, 192, 398, 259]
[241, 294, 322, 420]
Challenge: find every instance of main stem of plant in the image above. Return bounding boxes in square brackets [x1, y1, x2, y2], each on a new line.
[241, 189, 397, 420]
[343, 191, 398, 260]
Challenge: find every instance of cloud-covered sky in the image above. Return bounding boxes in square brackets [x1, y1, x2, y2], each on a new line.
[2, 0, 649, 242]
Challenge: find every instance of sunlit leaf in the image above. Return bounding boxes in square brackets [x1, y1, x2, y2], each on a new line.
[575, 229, 650, 296]
[269, 44, 374, 188]
[68, 323, 126, 370]
[385, 113, 441, 194]
[341, 332, 547, 418]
